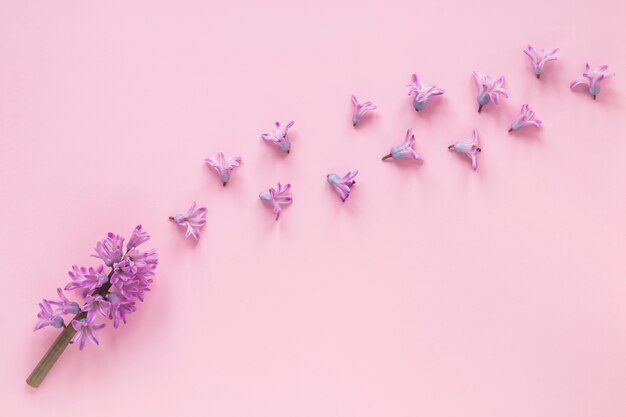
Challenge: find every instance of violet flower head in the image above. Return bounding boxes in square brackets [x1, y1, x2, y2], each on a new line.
[71, 316, 105, 350]
[448, 129, 481, 171]
[523, 45, 559, 79]
[169, 201, 207, 241]
[82, 294, 111, 321]
[509, 104, 542, 133]
[473, 71, 508, 113]
[327, 171, 358, 202]
[382, 128, 424, 162]
[205, 152, 242, 186]
[127, 225, 150, 251]
[261, 121, 294, 153]
[406, 74, 445, 111]
[351, 95, 376, 127]
[34, 301, 64, 331]
[570, 63, 615, 100]
[92, 233, 125, 266]
[259, 182, 292, 220]
[46, 288, 81, 315]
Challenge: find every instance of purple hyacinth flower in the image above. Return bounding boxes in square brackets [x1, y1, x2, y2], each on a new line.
[46, 288, 81, 315]
[259, 182, 292, 220]
[34, 301, 64, 331]
[327, 171, 358, 202]
[351, 95, 377, 127]
[448, 129, 481, 171]
[523, 45, 559, 79]
[107, 292, 137, 328]
[169, 201, 207, 241]
[127, 225, 150, 251]
[509, 104, 542, 133]
[382, 128, 424, 162]
[261, 121, 294, 153]
[82, 294, 111, 321]
[65, 265, 108, 291]
[473, 71, 508, 113]
[92, 233, 125, 266]
[71, 316, 105, 350]
[570, 63, 615, 100]
[29, 227, 159, 389]
[406, 74, 445, 111]
[205, 152, 242, 186]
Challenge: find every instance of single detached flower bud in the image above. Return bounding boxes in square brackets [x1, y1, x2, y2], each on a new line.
[205, 152, 242, 186]
[523, 45, 559, 79]
[448, 129, 481, 171]
[327, 171, 358, 202]
[382, 128, 424, 162]
[509, 104, 542, 133]
[169, 202, 207, 241]
[473, 71, 508, 113]
[259, 182, 292, 220]
[351, 95, 376, 127]
[406, 74, 444, 111]
[570, 63, 615, 100]
[261, 121, 294, 153]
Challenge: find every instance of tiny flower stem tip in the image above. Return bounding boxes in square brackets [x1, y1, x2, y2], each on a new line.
[478, 104, 483, 113]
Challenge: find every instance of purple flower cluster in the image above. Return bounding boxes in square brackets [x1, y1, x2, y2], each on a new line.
[34, 225, 158, 350]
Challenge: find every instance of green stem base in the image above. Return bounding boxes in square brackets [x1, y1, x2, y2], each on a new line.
[26, 323, 78, 388]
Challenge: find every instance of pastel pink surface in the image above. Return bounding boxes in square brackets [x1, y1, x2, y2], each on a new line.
[1, 1, 625, 416]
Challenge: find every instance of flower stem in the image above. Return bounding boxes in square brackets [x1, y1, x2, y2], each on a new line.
[26, 278, 113, 388]
[382, 154, 392, 161]
[26, 314, 81, 387]
[478, 104, 483, 113]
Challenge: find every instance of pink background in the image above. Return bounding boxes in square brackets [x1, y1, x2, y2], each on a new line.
[1, 0, 625, 416]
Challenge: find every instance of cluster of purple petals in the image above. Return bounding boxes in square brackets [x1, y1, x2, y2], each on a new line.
[34, 225, 158, 350]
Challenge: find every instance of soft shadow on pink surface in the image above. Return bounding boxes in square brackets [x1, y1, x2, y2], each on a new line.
[2, 1, 626, 417]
